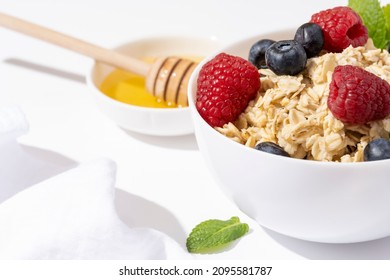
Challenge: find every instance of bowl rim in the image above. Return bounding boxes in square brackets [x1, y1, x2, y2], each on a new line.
[188, 29, 390, 167]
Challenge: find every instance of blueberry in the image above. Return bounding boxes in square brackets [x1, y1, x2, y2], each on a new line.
[254, 142, 290, 157]
[265, 40, 307, 76]
[363, 138, 390, 161]
[294, 22, 324, 58]
[248, 39, 275, 69]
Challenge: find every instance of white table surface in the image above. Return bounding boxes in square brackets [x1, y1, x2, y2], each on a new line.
[2, 0, 390, 260]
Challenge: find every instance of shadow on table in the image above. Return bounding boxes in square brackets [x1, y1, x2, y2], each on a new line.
[0, 144, 77, 203]
[124, 130, 199, 151]
[4, 58, 85, 84]
[264, 227, 390, 260]
[115, 188, 188, 249]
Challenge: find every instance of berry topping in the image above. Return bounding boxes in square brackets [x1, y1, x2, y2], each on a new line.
[248, 39, 275, 69]
[294, 22, 324, 58]
[196, 53, 260, 127]
[363, 138, 390, 161]
[254, 142, 290, 157]
[265, 40, 307, 76]
[328, 65, 390, 124]
[310, 6, 368, 52]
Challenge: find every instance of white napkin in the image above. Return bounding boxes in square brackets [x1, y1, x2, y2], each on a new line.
[0, 106, 189, 259]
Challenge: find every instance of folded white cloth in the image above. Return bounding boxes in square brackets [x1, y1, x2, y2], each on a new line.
[0, 106, 189, 259]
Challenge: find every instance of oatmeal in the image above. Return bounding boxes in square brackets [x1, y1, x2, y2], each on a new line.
[216, 39, 390, 162]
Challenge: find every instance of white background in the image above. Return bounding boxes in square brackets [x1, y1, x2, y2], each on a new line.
[2, 0, 390, 260]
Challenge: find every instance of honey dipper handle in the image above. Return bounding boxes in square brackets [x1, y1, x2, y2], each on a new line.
[0, 12, 150, 76]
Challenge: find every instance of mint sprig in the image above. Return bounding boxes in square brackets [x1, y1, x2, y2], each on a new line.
[349, 0, 389, 49]
[383, 4, 390, 43]
[186, 216, 249, 254]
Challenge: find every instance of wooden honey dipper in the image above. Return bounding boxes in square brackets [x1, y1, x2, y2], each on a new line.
[0, 12, 197, 106]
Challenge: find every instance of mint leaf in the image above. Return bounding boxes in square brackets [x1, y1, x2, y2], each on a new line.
[383, 4, 390, 43]
[349, 0, 387, 49]
[186, 216, 249, 254]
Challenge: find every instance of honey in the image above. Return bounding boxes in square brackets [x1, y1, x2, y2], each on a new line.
[99, 57, 202, 109]
[100, 68, 176, 109]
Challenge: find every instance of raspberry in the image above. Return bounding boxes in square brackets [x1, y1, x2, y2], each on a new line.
[328, 65, 390, 124]
[310, 6, 368, 52]
[196, 53, 260, 127]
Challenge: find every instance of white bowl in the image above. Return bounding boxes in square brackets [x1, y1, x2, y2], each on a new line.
[87, 36, 222, 136]
[188, 30, 390, 243]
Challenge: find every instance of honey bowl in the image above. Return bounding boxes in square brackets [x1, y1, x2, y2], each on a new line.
[87, 36, 222, 136]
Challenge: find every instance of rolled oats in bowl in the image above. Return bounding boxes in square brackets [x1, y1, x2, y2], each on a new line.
[216, 40, 390, 162]
[194, 5, 390, 163]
